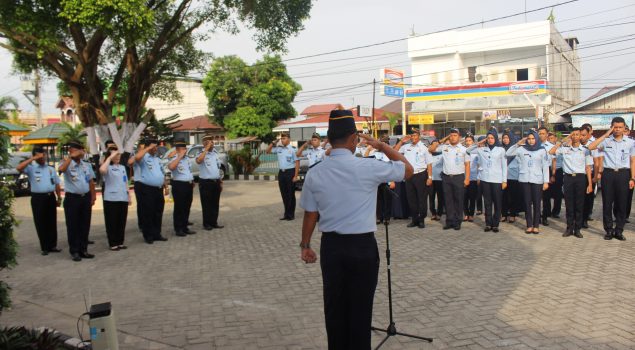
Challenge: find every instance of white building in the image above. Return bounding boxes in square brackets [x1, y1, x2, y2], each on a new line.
[145, 77, 209, 121]
[404, 20, 580, 136]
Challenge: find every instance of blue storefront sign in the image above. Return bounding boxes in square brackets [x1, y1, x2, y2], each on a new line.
[572, 113, 634, 130]
[384, 86, 404, 98]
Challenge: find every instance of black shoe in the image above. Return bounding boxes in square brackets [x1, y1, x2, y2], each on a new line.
[407, 222, 418, 228]
[203, 225, 213, 231]
[71, 253, 81, 262]
[563, 227, 572, 237]
[155, 236, 168, 241]
[145, 238, 154, 244]
[175, 231, 187, 237]
[453, 226, 461, 230]
[48, 248, 62, 253]
[79, 252, 94, 259]
[88, 240, 95, 245]
[492, 227, 499, 233]
[484, 226, 492, 232]
[614, 233, 626, 241]
[418, 221, 425, 229]
[443, 225, 453, 230]
[582, 221, 589, 229]
[212, 224, 224, 229]
[573, 230, 583, 238]
[185, 229, 197, 235]
[41, 251, 48, 256]
[604, 233, 613, 240]
[625, 219, 631, 224]
[187, 221, 194, 226]
[587, 218, 594, 221]
[541, 217, 549, 226]
[286, 216, 295, 221]
[279, 217, 287, 220]
[552, 214, 560, 219]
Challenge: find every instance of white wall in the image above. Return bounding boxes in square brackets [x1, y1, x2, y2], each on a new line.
[145, 79, 209, 121]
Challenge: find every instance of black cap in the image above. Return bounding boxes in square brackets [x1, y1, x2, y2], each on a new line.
[327, 110, 356, 140]
[280, 132, 290, 138]
[311, 132, 321, 139]
[107, 145, 119, 152]
[143, 138, 158, 146]
[104, 139, 115, 146]
[174, 139, 187, 148]
[410, 127, 420, 134]
[449, 128, 460, 135]
[66, 141, 84, 149]
[202, 134, 214, 142]
[32, 146, 45, 155]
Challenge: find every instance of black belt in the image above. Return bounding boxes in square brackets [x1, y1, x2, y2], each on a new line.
[138, 182, 163, 189]
[66, 192, 89, 197]
[565, 173, 585, 177]
[606, 168, 630, 172]
[279, 168, 294, 172]
[200, 178, 221, 182]
[32, 192, 55, 197]
[323, 231, 374, 237]
[442, 173, 464, 177]
[171, 179, 193, 184]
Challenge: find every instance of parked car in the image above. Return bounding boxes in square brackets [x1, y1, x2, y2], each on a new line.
[294, 156, 310, 191]
[0, 153, 32, 195]
[160, 145, 231, 180]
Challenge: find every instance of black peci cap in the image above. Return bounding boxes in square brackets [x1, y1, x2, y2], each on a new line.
[32, 146, 45, 155]
[202, 134, 214, 142]
[66, 141, 84, 150]
[449, 128, 460, 135]
[280, 132, 290, 138]
[327, 109, 356, 140]
[143, 138, 158, 146]
[311, 132, 321, 139]
[173, 139, 187, 148]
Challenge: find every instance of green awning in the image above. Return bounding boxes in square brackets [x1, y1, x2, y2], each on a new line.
[22, 123, 70, 144]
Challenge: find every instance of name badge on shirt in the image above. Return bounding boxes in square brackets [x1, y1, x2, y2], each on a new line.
[621, 151, 628, 161]
[454, 154, 460, 166]
[286, 156, 292, 163]
[487, 160, 492, 168]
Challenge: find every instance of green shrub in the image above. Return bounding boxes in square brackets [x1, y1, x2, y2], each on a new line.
[228, 145, 261, 175]
[0, 129, 18, 313]
[0, 326, 65, 350]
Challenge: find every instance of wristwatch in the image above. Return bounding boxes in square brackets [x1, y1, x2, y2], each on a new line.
[299, 242, 311, 249]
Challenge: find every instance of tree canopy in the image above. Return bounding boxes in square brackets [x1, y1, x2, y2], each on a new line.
[202, 55, 301, 139]
[0, 0, 312, 153]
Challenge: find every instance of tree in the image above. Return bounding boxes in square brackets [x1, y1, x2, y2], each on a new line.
[202, 55, 301, 138]
[0, 127, 18, 313]
[0, 0, 313, 156]
[0, 97, 19, 120]
[56, 122, 85, 151]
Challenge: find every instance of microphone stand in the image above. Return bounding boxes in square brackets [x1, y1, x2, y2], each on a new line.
[372, 184, 433, 349]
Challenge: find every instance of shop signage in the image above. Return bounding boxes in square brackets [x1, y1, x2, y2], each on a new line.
[408, 114, 434, 124]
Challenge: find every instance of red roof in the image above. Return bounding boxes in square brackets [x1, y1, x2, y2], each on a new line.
[280, 108, 389, 126]
[169, 115, 223, 131]
[300, 104, 344, 116]
[55, 96, 74, 109]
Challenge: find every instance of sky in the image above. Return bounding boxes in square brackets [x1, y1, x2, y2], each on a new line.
[1, 0, 634, 116]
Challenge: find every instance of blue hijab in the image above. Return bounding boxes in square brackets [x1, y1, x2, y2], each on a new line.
[522, 129, 542, 152]
[486, 128, 502, 149]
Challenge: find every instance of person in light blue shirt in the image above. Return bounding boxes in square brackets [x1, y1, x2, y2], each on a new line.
[501, 131, 522, 223]
[267, 132, 299, 220]
[429, 141, 445, 221]
[549, 128, 593, 238]
[467, 128, 508, 231]
[538, 127, 557, 225]
[134, 139, 168, 244]
[196, 135, 224, 231]
[16, 146, 62, 255]
[297, 133, 326, 168]
[547, 132, 564, 219]
[462, 135, 479, 222]
[298, 109, 413, 349]
[394, 128, 433, 228]
[587, 117, 635, 240]
[428, 128, 471, 230]
[168, 139, 196, 236]
[100, 147, 129, 250]
[58, 141, 96, 261]
[506, 130, 550, 234]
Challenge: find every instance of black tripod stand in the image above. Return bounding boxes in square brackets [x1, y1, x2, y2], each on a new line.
[372, 184, 433, 349]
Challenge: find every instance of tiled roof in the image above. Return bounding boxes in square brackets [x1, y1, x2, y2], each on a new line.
[168, 115, 223, 131]
[22, 123, 70, 140]
[300, 104, 344, 115]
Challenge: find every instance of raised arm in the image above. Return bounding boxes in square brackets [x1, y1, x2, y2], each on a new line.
[16, 153, 41, 173]
[359, 134, 413, 180]
[428, 135, 449, 153]
[587, 126, 613, 150]
[296, 142, 308, 157]
[168, 149, 186, 171]
[99, 151, 117, 175]
[196, 143, 213, 164]
[135, 143, 155, 162]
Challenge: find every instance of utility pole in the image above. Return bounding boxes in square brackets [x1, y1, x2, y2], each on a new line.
[21, 70, 43, 128]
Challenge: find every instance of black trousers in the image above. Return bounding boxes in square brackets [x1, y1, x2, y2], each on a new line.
[200, 179, 222, 227]
[31, 193, 58, 252]
[171, 180, 193, 232]
[464, 180, 478, 216]
[103, 200, 128, 247]
[481, 181, 502, 228]
[563, 174, 586, 230]
[429, 180, 445, 216]
[133, 182, 144, 230]
[442, 173, 465, 228]
[137, 183, 165, 240]
[405, 171, 428, 223]
[320, 232, 379, 350]
[278, 169, 296, 219]
[502, 179, 521, 217]
[522, 183, 543, 228]
[64, 193, 91, 255]
[543, 168, 564, 217]
[476, 182, 484, 213]
[626, 187, 633, 219]
[601, 169, 630, 234]
[376, 184, 393, 222]
[583, 175, 596, 221]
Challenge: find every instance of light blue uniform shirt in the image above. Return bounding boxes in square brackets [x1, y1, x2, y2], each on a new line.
[506, 145, 550, 184]
[467, 145, 508, 183]
[137, 153, 164, 187]
[431, 154, 444, 180]
[169, 155, 194, 182]
[555, 144, 593, 174]
[272, 145, 298, 170]
[300, 148, 405, 234]
[542, 141, 557, 168]
[436, 144, 469, 175]
[302, 146, 326, 167]
[23, 163, 60, 193]
[468, 152, 479, 181]
[506, 154, 520, 180]
[103, 164, 129, 202]
[131, 151, 141, 179]
[398, 141, 432, 173]
[595, 135, 635, 170]
[61, 159, 95, 194]
[199, 150, 221, 180]
[372, 150, 390, 163]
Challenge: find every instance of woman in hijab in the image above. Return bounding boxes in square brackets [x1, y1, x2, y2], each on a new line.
[506, 130, 550, 234]
[466, 128, 507, 232]
[463, 135, 479, 222]
[501, 131, 522, 223]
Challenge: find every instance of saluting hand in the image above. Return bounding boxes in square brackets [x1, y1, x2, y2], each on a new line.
[358, 133, 382, 150]
[32, 153, 44, 161]
[301, 248, 317, 264]
[604, 126, 614, 138]
[518, 137, 528, 145]
[543, 183, 549, 191]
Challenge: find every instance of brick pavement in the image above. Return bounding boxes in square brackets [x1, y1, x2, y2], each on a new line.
[1, 181, 634, 349]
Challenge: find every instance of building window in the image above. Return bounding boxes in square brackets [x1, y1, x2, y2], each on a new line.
[468, 66, 477, 82]
[516, 68, 529, 81]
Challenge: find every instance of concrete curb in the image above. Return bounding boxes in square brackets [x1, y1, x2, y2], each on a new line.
[226, 174, 279, 181]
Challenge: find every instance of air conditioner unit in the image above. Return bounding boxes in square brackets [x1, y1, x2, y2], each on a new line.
[540, 67, 548, 79]
[475, 73, 487, 82]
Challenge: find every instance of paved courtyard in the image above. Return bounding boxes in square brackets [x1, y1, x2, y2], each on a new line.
[1, 181, 634, 349]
